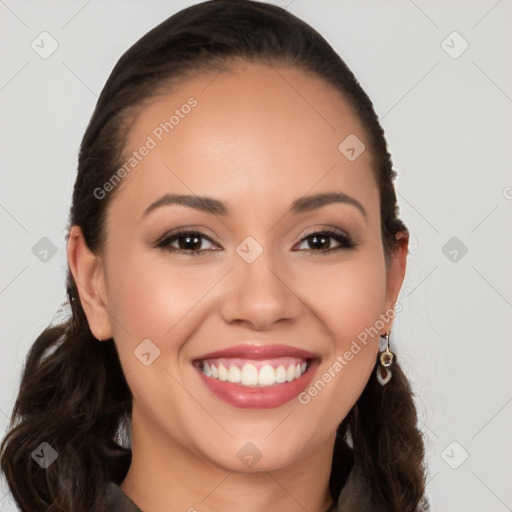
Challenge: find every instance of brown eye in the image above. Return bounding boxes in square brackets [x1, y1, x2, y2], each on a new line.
[295, 229, 355, 253]
[156, 230, 218, 255]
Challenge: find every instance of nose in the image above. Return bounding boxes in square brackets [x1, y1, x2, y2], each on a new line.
[219, 247, 303, 331]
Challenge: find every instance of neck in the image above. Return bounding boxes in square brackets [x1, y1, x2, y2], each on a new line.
[121, 411, 336, 512]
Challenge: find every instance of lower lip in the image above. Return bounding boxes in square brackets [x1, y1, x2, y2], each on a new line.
[195, 360, 320, 409]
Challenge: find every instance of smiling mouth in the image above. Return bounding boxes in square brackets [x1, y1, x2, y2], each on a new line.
[192, 343, 320, 409]
[195, 357, 309, 387]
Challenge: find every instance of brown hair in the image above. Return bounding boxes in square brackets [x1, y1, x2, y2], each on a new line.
[1, 1, 427, 510]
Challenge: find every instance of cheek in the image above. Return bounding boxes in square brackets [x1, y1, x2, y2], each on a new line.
[299, 247, 387, 344]
[296, 285, 385, 431]
[295, 247, 387, 411]
[105, 250, 215, 332]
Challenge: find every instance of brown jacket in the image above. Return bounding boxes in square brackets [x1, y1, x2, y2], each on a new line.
[104, 463, 385, 511]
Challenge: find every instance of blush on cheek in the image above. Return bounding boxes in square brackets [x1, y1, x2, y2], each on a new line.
[106, 250, 217, 332]
[329, 287, 386, 350]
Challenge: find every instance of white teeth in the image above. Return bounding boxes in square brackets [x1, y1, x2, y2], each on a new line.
[227, 365, 241, 383]
[241, 363, 259, 385]
[275, 365, 287, 383]
[218, 364, 228, 381]
[258, 365, 276, 386]
[201, 360, 308, 387]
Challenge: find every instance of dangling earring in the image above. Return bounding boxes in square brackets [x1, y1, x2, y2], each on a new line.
[376, 332, 395, 386]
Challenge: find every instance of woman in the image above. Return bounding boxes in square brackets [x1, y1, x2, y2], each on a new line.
[1, 1, 428, 510]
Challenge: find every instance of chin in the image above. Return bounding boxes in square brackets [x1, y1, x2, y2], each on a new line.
[197, 432, 311, 474]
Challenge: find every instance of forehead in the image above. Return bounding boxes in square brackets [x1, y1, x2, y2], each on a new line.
[108, 62, 379, 227]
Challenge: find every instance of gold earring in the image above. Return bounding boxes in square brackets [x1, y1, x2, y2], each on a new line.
[376, 332, 395, 386]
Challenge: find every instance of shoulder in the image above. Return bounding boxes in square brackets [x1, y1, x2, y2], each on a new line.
[332, 463, 389, 512]
[104, 482, 143, 512]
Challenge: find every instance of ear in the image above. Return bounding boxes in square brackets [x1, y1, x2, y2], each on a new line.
[67, 225, 112, 340]
[382, 231, 409, 332]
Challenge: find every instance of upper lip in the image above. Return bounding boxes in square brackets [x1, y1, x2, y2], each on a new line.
[193, 343, 319, 361]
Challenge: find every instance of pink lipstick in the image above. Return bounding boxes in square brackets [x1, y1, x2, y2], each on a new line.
[193, 343, 320, 409]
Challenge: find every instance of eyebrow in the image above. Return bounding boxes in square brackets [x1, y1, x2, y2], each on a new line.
[142, 191, 367, 219]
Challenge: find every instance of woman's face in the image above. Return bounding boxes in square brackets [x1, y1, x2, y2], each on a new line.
[71, 62, 407, 472]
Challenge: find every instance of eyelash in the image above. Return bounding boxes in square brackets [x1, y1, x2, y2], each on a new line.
[154, 228, 357, 256]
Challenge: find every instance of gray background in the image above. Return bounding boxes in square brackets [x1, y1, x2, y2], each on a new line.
[1, 1, 511, 510]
